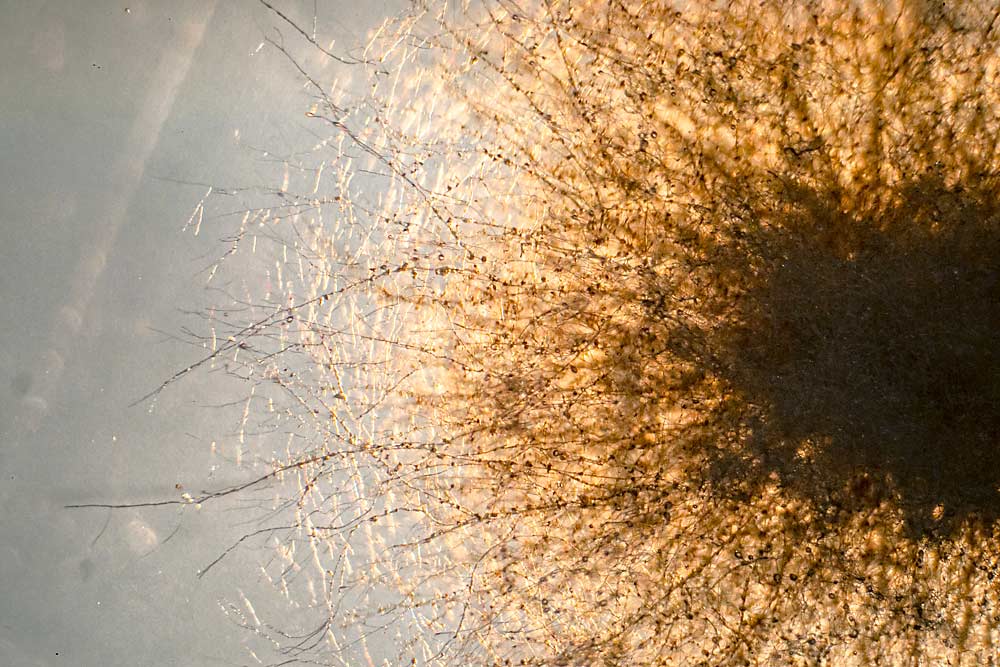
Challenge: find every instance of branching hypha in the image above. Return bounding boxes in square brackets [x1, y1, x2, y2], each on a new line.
[125, 1, 1000, 665]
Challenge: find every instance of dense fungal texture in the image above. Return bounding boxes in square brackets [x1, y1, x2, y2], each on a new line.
[193, 1, 1000, 665]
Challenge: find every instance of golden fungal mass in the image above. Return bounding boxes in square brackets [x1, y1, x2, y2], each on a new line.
[186, 1, 1000, 665]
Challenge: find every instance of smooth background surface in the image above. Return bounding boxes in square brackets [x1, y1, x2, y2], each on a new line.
[0, 2, 396, 664]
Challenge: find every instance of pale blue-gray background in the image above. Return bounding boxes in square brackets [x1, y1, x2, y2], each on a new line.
[0, 2, 397, 664]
